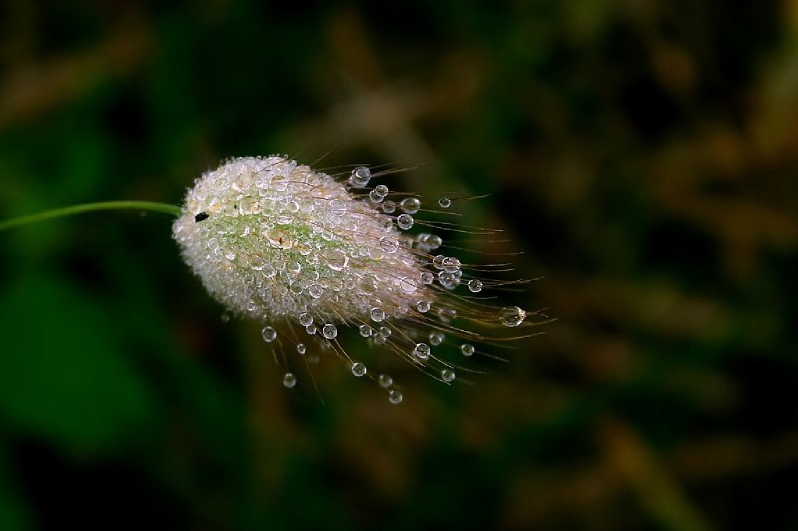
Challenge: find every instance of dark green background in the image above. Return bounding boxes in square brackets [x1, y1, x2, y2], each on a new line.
[1, 1, 797, 530]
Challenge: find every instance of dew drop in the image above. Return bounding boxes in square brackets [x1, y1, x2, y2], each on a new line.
[378, 374, 393, 388]
[420, 271, 434, 285]
[461, 343, 475, 356]
[382, 200, 397, 214]
[396, 214, 414, 230]
[468, 279, 483, 293]
[499, 306, 527, 327]
[351, 362, 367, 377]
[379, 326, 391, 338]
[438, 197, 452, 208]
[308, 283, 324, 298]
[283, 372, 297, 388]
[296, 343, 306, 355]
[359, 324, 373, 337]
[413, 343, 430, 360]
[416, 300, 431, 313]
[399, 277, 418, 294]
[370, 307, 386, 322]
[261, 326, 277, 342]
[379, 236, 399, 253]
[299, 312, 313, 326]
[322, 323, 338, 339]
[305, 324, 317, 335]
[349, 166, 371, 188]
[441, 369, 456, 382]
[400, 197, 421, 214]
[429, 331, 445, 346]
[388, 389, 403, 405]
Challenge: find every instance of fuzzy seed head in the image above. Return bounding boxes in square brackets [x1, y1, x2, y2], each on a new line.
[174, 155, 539, 403]
[173, 156, 432, 325]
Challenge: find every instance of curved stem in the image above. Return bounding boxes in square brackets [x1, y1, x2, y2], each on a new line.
[0, 201, 182, 232]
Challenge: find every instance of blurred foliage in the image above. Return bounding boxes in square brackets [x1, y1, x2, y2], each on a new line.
[1, 0, 797, 530]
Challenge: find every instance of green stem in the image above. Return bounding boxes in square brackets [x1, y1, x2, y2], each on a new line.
[0, 201, 182, 232]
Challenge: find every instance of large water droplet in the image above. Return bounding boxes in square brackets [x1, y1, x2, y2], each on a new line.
[413, 343, 430, 360]
[283, 372, 297, 388]
[378, 374, 393, 388]
[499, 306, 527, 327]
[349, 166, 371, 188]
[322, 323, 338, 339]
[461, 343, 475, 356]
[396, 214, 414, 230]
[468, 279, 483, 293]
[262, 326, 277, 342]
[388, 389, 403, 405]
[351, 362, 367, 377]
[400, 197, 420, 214]
[441, 369, 456, 382]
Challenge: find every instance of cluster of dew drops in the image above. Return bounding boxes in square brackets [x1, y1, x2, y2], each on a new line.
[250, 164, 530, 405]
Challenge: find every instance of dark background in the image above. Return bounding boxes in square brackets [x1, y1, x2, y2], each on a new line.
[1, 1, 797, 530]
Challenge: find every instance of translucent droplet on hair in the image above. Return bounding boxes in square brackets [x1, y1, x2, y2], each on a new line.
[468, 279, 483, 293]
[379, 236, 399, 254]
[396, 214, 414, 230]
[299, 312, 313, 326]
[283, 372, 297, 388]
[413, 343, 430, 360]
[351, 362, 367, 377]
[388, 389, 403, 405]
[438, 197, 452, 208]
[349, 166, 371, 188]
[461, 343, 475, 356]
[416, 300, 431, 313]
[441, 369, 456, 382]
[378, 374, 393, 388]
[261, 326, 277, 342]
[499, 306, 527, 327]
[429, 331, 445, 346]
[322, 323, 338, 339]
[400, 197, 420, 214]
[370, 307, 386, 322]
[359, 324, 372, 337]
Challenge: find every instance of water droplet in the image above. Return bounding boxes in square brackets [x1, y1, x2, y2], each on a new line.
[399, 277, 418, 294]
[382, 200, 397, 214]
[326, 250, 349, 271]
[220, 312, 231, 323]
[396, 214, 414, 230]
[349, 166, 371, 188]
[267, 228, 293, 249]
[359, 324, 373, 337]
[261, 326, 277, 342]
[370, 307, 386, 322]
[308, 283, 323, 298]
[461, 343, 475, 356]
[442, 256, 461, 272]
[283, 372, 297, 388]
[413, 343, 430, 360]
[305, 324, 317, 335]
[400, 197, 421, 214]
[379, 326, 391, 338]
[441, 369, 456, 382]
[416, 300, 431, 313]
[388, 389, 403, 405]
[351, 362, 367, 377]
[299, 312, 313, 326]
[296, 343, 306, 355]
[322, 324, 338, 339]
[429, 331, 445, 346]
[438, 197, 452, 208]
[378, 374, 393, 388]
[468, 279, 483, 293]
[379, 236, 399, 253]
[499, 306, 527, 327]
[420, 271, 434, 285]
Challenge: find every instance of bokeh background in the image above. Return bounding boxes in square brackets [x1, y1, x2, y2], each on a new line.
[1, 1, 797, 530]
